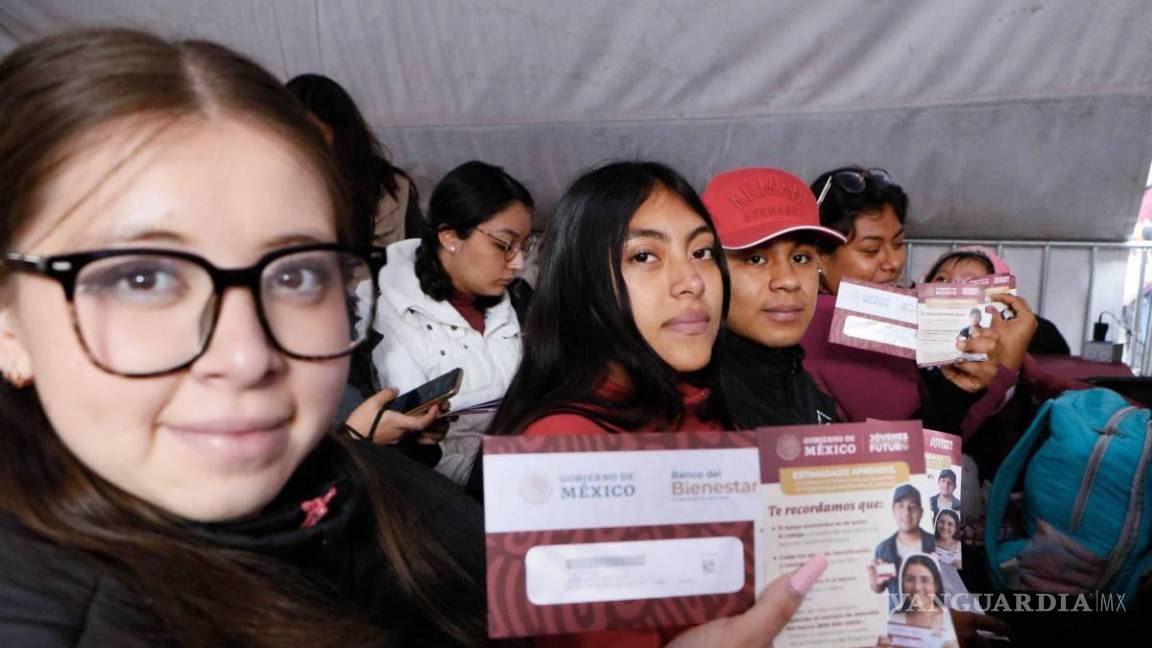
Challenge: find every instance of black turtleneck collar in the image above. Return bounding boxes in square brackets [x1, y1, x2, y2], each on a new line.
[720, 330, 806, 382]
[187, 436, 358, 560]
[718, 330, 837, 429]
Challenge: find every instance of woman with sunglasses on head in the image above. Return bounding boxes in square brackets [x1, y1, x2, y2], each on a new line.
[357, 160, 533, 486]
[488, 161, 827, 648]
[0, 29, 486, 646]
[811, 167, 909, 294]
[799, 167, 1033, 438]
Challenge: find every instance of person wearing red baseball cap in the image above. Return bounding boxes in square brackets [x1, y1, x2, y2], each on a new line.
[702, 167, 845, 427]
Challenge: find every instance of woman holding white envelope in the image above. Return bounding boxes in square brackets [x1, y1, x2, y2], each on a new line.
[489, 161, 829, 648]
[800, 167, 1036, 437]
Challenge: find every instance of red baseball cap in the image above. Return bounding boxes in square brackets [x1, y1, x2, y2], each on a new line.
[702, 167, 846, 250]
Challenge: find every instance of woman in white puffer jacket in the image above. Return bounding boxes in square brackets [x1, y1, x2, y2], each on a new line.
[370, 161, 533, 484]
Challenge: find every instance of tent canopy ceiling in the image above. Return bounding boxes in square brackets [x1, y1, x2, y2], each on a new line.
[2, 0, 1151, 240]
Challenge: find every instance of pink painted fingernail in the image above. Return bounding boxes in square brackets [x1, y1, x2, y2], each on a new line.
[789, 555, 828, 596]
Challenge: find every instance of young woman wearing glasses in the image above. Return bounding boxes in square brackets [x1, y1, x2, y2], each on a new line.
[799, 166, 1035, 440]
[0, 29, 484, 646]
[358, 160, 534, 485]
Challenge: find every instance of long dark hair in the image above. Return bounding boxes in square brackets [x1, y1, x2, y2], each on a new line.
[286, 73, 409, 246]
[414, 160, 534, 302]
[488, 161, 730, 436]
[809, 165, 909, 238]
[0, 29, 481, 647]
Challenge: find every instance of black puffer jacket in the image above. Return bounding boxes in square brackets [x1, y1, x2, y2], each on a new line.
[0, 438, 486, 647]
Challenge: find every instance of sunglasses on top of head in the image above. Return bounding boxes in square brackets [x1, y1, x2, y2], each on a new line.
[815, 168, 894, 206]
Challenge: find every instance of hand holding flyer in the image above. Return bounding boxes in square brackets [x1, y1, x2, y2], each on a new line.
[481, 424, 960, 646]
[915, 274, 1017, 367]
[755, 421, 960, 648]
[830, 275, 1017, 368]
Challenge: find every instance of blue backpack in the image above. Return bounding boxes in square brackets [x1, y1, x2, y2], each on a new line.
[985, 388, 1152, 598]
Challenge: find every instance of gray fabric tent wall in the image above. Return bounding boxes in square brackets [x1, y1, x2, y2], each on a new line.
[4, 0, 1152, 354]
[3, 0, 1151, 240]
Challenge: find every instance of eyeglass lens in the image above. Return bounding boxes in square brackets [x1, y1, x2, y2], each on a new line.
[71, 250, 374, 375]
[483, 229, 532, 260]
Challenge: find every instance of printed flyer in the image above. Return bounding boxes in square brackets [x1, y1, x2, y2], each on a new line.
[916, 273, 1017, 367]
[964, 274, 1018, 323]
[921, 429, 963, 522]
[831, 275, 1017, 369]
[868, 423, 964, 530]
[915, 282, 988, 367]
[756, 421, 958, 648]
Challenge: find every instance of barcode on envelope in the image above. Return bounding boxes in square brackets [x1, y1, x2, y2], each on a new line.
[564, 554, 645, 570]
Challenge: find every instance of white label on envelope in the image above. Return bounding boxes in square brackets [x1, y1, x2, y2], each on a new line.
[525, 536, 744, 605]
[836, 282, 919, 325]
[843, 315, 917, 350]
[485, 447, 760, 533]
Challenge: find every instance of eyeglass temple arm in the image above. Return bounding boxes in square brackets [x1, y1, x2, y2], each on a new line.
[815, 175, 834, 207]
[1, 252, 48, 272]
[367, 247, 388, 272]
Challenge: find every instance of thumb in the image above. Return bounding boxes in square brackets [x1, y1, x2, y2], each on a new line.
[369, 387, 399, 407]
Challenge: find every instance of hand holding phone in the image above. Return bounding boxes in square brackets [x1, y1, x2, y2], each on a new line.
[384, 368, 463, 417]
[344, 368, 462, 443]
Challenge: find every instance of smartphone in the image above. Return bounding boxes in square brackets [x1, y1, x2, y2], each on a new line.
[386, 368, 463, 416]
